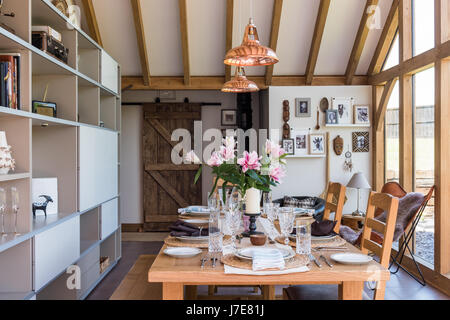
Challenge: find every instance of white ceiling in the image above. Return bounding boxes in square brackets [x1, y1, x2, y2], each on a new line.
[87, 0, 394, 78]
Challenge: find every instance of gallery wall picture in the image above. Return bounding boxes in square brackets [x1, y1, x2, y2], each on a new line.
[310, 134, 326, 154]
[295, 98, 311, 118]
[326, 110, 339, 124]
[292, 130, 309, 156]
[221, 109, 237, 126]
[354, 105, 370, 124]
[282, 139, 295, 155]
[331, 97, 354, 124]
[352, 132, 370, 152]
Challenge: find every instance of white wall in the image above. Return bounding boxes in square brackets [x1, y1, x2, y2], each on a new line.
[120, 90, 260, 223]
[267, 86, 372, 214]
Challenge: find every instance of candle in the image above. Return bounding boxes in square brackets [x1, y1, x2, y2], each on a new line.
[245, 188, 261, 214]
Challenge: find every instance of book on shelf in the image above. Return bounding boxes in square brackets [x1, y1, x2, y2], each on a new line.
[0, 53, 20, 110]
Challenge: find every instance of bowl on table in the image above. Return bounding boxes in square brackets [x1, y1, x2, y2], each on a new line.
[250, 234, 267, 246]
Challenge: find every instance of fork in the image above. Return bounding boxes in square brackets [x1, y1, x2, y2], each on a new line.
[200, 255, 208, 269]
[319, 255, 333, 268]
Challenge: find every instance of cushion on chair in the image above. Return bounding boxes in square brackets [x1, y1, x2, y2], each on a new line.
[376, 192, 425, 242]
[284, 285, 339, 300]
[339, 225, 361, 245]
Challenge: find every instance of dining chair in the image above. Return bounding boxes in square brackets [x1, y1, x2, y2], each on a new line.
[283, 191, 399, 300]
[323, 182, 346, 233]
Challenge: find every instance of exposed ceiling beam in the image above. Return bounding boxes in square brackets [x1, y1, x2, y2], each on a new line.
[265, 0, 284, 86]
[368, 0, 399, 75]
[130, 0, 151, 86]
[179, 0, 190, 86]
[375, 78, 397, 131]
[82, 0, 102, 46]
[122, 75, 368, 91]
[345, 0, 380, 85]
[305, 0, 331, 85]
[225, 0, 234, 82]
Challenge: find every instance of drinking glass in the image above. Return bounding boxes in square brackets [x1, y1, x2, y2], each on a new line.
[208, 191, 220, 212]
[296, 221, 311, 255]
[208, 210, 223, 254]
[11, 187, 20, 236]
[265, 203, 277, 231]
[225, 206, 242, 252]
[262, 192, 272, 212]
[0, 188, 6, 237]
[278, 207, 295, 245]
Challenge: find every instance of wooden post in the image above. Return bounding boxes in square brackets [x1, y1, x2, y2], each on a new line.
[372, 85, 385, 191]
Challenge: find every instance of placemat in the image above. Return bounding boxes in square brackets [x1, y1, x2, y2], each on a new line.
[165, 236, 231, 248]
[221, 253, 309, 271]
[275, 235, 347, 248]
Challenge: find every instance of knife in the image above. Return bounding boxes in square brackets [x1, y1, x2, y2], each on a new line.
[200, 256, 207, 268]
[320, 255, 333, 268]
[309, 254, 322, 268]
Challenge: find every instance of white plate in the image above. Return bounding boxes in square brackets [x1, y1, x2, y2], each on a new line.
[164, 247, 202, 259]
[311, 234, 338, 241]
[330, 253, 373, 265]
[183, 219, 209, 225]
[235, 247, 295, 261]
[175, 236, 209, 243]
[184, 211, 211, 217]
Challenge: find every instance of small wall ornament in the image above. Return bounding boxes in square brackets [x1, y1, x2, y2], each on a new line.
[333, 135, 344, 156]
[282, 100, 291, 139]
[0, 131, 16, 175]
[344, 147, 353, 172]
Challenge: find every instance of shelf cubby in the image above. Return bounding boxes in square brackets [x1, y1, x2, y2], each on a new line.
[80, 207, 100, 254]
[78, 85, 100, 126]
[100, 231, 117, 269]
[100, 94, 117, 130]
[0, 240, 32, 296]
[0, 0, 31, 42]
[78, 37, 100, 82]
[0, 178, 32, 235]
[32, 126, 78, 214]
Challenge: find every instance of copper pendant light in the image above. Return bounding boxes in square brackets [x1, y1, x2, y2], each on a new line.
[224, 18, 279, 67]
[221, 67, 259, 93]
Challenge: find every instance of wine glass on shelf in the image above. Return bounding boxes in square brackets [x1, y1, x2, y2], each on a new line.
[0, 187, 6, 237]
[11, 187, 20, 236]
[278, 207, 295, 245]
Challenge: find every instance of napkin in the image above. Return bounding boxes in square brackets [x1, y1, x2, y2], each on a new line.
[178, 206, 211, 215]
[169, 220, 209, 237]
[252, 249, 286, 271]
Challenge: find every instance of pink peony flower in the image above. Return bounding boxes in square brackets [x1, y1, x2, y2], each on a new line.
[185, 150, 201, 164]
[220, 146, 235, 162]
[223, 136, 236, 150]
[266, 140, 285, 158]
[207, 152, 223, 167]
[269, 165, 286, 183]
[237, 151, 262, 173]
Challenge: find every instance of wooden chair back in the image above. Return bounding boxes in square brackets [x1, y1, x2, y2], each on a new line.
[323, 182, 346, 233]
[361, 192, 399, 268]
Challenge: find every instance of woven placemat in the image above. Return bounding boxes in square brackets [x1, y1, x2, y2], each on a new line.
[276, 235, 347, 248]
[221, 253, 309, 271]
[165, 236, 231, 248]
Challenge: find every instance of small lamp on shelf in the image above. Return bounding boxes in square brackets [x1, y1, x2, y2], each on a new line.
[347, 172, 371, 216]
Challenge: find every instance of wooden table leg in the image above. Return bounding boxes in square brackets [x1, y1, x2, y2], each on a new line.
[373, 281, 386, 300]
[338, 281, 364, 300]
[163, 283, 184, 300]
[262, 285, 276, 300]
[185, 285, 198, 300]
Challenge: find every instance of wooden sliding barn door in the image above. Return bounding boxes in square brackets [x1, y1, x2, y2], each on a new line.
[143, 103, 202, 231]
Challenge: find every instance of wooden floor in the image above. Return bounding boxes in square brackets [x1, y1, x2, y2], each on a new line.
[87, 234, 449, 300]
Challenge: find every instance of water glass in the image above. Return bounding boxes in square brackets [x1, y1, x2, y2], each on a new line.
[208, 192, 220, 212]
[208, 211, 223, 254]
[296, 222, 311, 255]
[225, 206, 242, 252]
[262, 192, 272, 210]
[278, 207, 295, 245]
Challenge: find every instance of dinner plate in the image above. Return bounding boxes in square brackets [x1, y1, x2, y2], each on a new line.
[311, 234, 338, 241]
[330, 253, 373, 265]
[184, 211, 211, 217]
[235, 247, 295, 261]
[164, 247, 202, 259]
[175, 235, 209, 243]
[183, 219, 209, 226]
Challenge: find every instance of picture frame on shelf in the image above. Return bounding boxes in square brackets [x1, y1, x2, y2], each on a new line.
[352, 132, 370, 152]
[282, 139, 295, 155]
[32, 101, 57, 118]
[310, 134, 325, 155]
[295, 98, 311, 118]
[331, 97, 354, 124]
[354, 105, 370, 124]
[292, 130, 309, 156]
[221, 109, 237, 126]
[326, 110, 339, 124]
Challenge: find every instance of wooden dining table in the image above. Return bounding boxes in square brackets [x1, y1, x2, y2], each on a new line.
[147, 239, 390, 300]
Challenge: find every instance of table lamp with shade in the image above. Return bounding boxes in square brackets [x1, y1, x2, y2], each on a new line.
[347, 172, 371, 216]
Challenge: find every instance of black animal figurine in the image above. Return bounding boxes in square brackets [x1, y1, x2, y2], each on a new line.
[32, 195, 53, 218]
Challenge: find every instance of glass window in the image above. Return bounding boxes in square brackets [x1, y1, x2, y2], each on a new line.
[413, 0, 435, 56]
[383, 33, 399, 70]
[385, 81, 400, 183]
[413, 67, 435, 265]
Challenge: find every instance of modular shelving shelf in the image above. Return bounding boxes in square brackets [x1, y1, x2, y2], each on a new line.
[0, 0, 121, 300]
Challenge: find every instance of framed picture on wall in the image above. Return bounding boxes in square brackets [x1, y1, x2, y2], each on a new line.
[354, 105, 370, 124]
[295, 98, 311, 118]
[310, 134, 325, 154]
[326, 110, 339, 124]
[282, 139, 295, 155]
[221, 109, 237, 126]
[352, 132, 370, 152]
[292, 130, 309, 156]
[331, 97, 354, 124]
